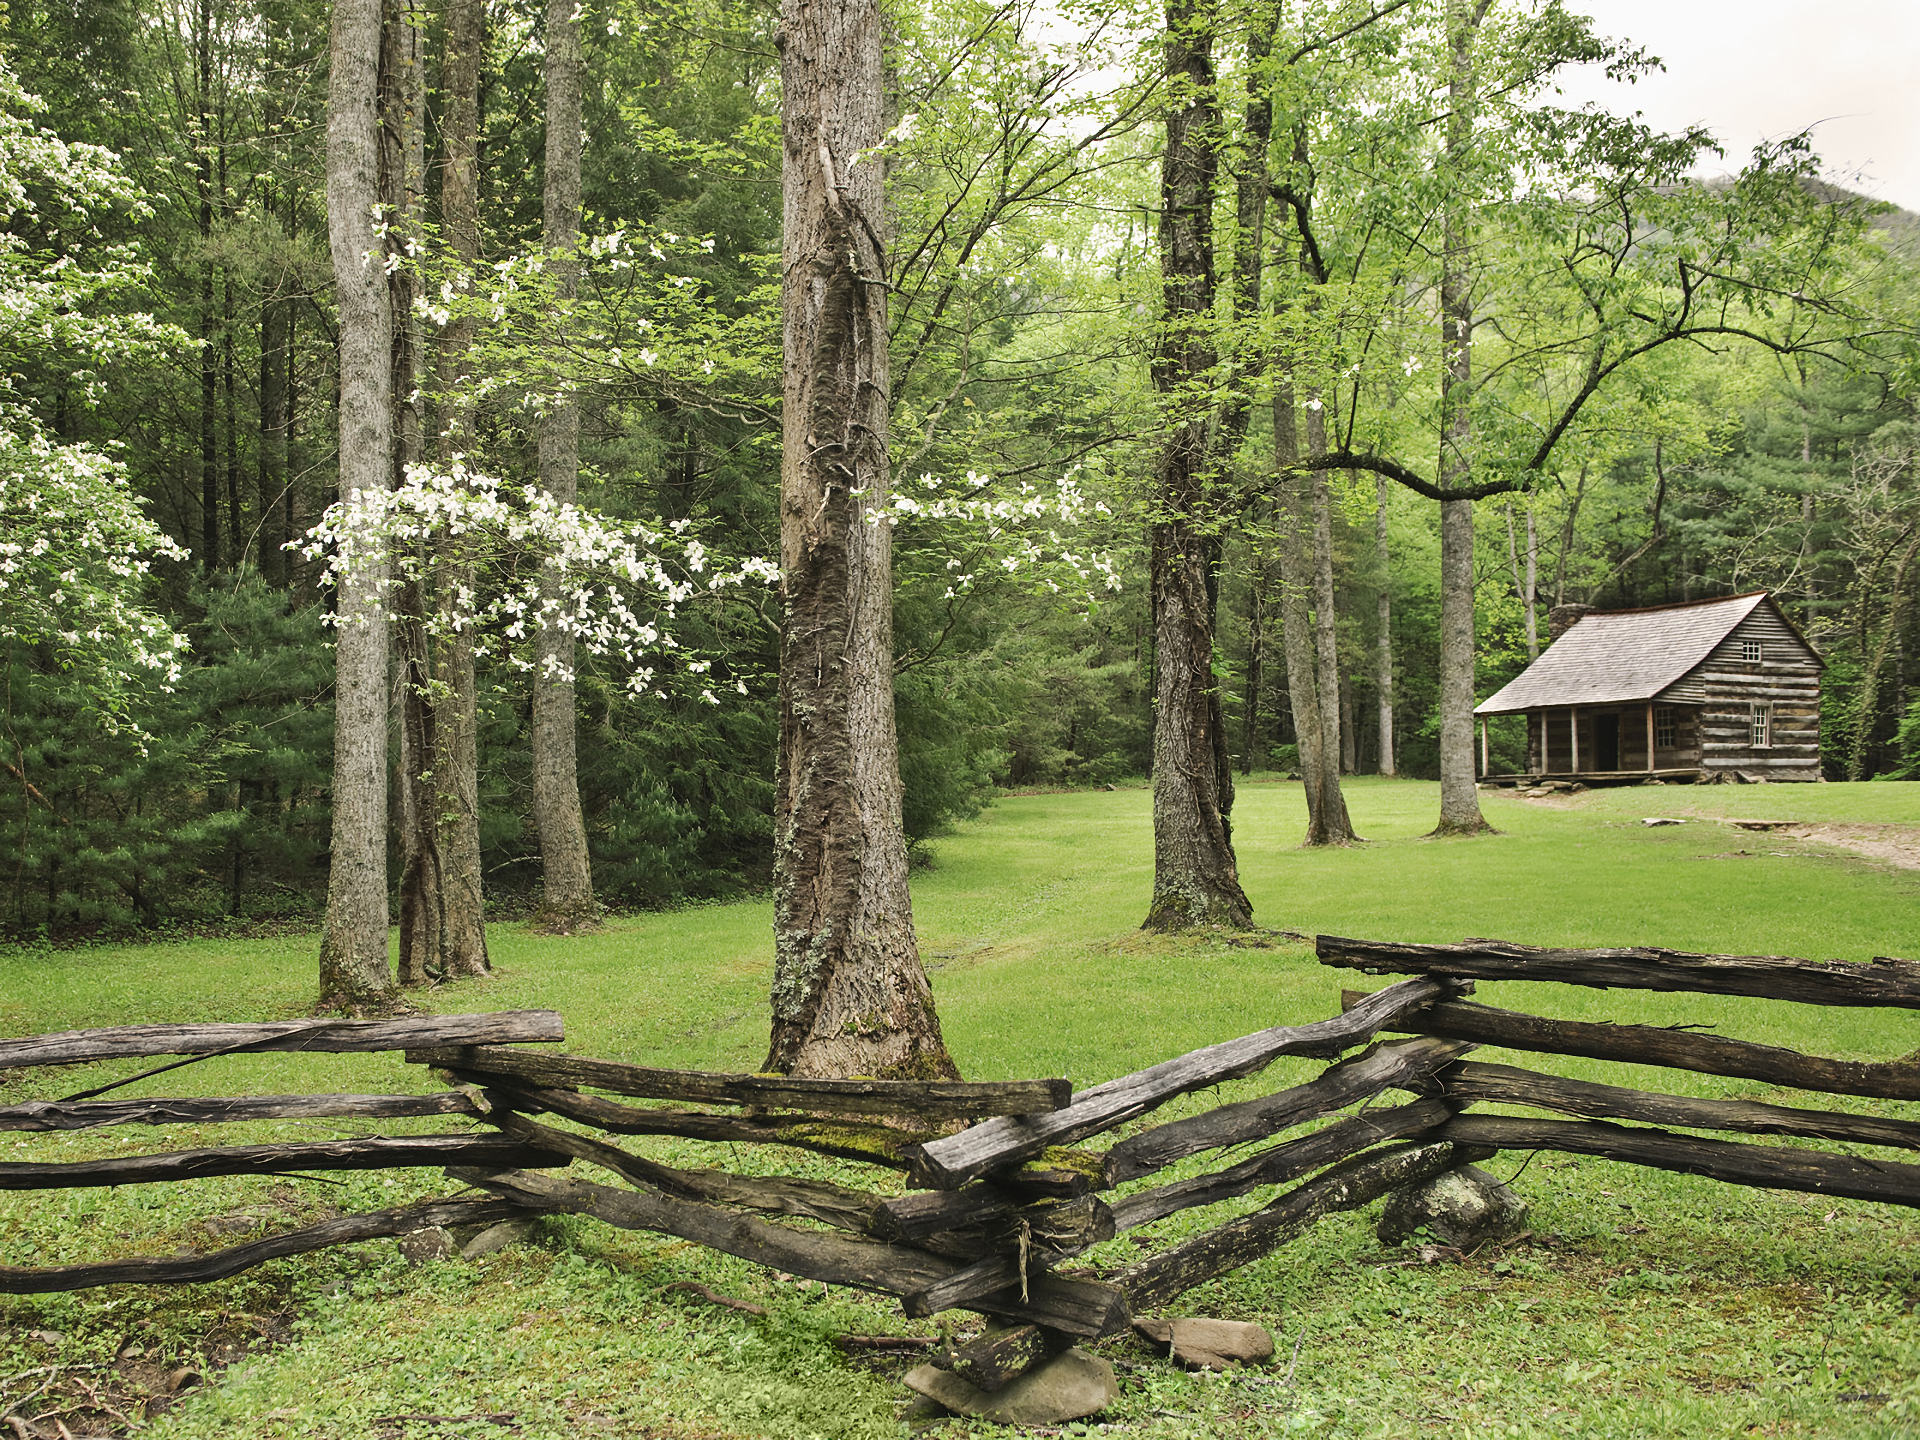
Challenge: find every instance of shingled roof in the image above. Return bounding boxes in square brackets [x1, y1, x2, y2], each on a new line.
[1476, 592, 1773, 716]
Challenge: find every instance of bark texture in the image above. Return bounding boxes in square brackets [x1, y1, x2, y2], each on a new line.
[433, 0, 490, 976]
[318, 0, 398, 1012]
[766, 0, 956, 1079]
[384, 0, 442, 986]
[1272, 387, 1353, 845]
[1432, 0, 1490, 836]
[1374, 474, 1395, 774]
[530, 0, 596, 929]
[1143, 0, 1250, 930]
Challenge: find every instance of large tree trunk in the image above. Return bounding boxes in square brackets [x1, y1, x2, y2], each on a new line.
[1432, 0, 1489, 836]
[1375, 474, 1395, 775]
[530, 0, 596, 931]
[433, 0, 491, 977]
[765, 0, 956, 1078]
[1143, 0, 1250, 931]
[384, 0, 442, 986]
[318, 0, 399, 1012]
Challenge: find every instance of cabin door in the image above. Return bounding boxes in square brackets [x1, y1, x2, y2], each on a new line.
[1594, 712, 1620, 771]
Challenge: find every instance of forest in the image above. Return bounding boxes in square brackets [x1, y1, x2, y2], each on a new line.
[3, 0, 1917, 947]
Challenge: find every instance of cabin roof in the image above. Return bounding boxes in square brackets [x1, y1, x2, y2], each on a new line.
[1476, 592, 1783, 716]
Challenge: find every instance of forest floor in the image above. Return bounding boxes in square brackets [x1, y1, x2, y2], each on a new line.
[2, 778, 1917, 1439]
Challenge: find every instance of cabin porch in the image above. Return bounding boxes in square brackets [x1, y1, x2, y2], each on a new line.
[1478, 702, 1704, 781]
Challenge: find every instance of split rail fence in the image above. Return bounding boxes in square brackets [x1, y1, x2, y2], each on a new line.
[3, 936, 1917, 1395]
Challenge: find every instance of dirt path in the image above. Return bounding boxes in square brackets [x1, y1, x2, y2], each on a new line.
[1766, 821, 1920, 872]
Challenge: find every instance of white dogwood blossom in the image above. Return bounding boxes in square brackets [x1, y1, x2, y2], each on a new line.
[300, 461, 777, 696]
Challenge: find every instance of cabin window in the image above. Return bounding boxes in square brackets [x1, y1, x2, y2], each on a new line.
[1741, 638, 1763, 663]
[1751, 702, 1772, 748]
[1655, 707, 1676, 748]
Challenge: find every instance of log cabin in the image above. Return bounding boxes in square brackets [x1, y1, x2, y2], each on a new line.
[1475, 592, 1824, 783]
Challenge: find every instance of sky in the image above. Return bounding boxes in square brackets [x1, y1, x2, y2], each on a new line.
[1549, 1, 1920, 212]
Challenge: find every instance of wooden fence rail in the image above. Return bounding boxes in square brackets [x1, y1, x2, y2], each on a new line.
[3, 936, 1918, 1401]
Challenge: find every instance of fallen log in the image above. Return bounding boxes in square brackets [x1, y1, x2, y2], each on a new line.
[1116, 1141, 1490, 1312]
[0, 1012, 565, 1069]
[1111, 1098, 1453, 1231]
[1431, 1062, 1920, 1152]
[1356, 994, 1920, 1101]
[904, 978, 1461, 1190]
[1319, 936, 1920, 1009]
[1432, 1115, 1920, 1208]
[412, 1048, 1067, 1120]
[968, 1274, 1130, 1338]
[0, 1197, 531, 1293]
[1102, 1037, 1471, 1184]
[464, 1077, 924, 1167]
[0, 1134, 566, 1190]
[0, 1092, 485, 1133]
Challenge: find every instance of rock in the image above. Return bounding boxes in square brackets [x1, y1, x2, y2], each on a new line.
[904, 1347, 1117, 1425]
[1640, 817, 1685, 827]
[1376, 1164, 1529, 1250]
[395, 1226, 456, 1265]
[460, 1217, 539, 1260]
[27, 1329, 64, 1349]
[1132, 1316, 1274, 1371]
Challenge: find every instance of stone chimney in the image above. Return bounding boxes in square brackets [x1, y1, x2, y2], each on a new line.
[1547, 603, 1595, 643]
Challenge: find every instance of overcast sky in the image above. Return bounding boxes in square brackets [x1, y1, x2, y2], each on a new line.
[1549, 1, 1920, 211]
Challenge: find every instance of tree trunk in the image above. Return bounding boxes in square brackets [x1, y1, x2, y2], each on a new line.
[384, 0, 441, 987]
[1241, 539, 1266, 776]
[1310, 462, 1343, 777]
[1432, 0, 1489, 836]
[765, 0, 957, 1078]
[530, 0, 596, 931]
[318, 0, 399, 1012]
[433, 0, 491, 977]
[1273, 386, 1350, 845]
[258, 196, 290, 586]
[1374, 474, 1395, 775]
[196, 0, 219, 574]
[1143, 0, 1250, 930]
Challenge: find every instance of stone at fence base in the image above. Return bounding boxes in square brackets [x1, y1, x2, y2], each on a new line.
[395, 1226, 456, 1265]
[460, 1217, 539, 1260]
[1376, 1164, 1529, 1250]
[1132, 1316, 1275, 1371]
[903, 1347, 1116, 1425]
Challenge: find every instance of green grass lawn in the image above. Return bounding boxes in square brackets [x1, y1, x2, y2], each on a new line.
[2, 779, 1917, 1439]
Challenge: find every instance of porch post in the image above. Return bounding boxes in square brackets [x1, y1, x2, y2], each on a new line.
[1646, 701, 1655, 774]
[1570, 708, 1579, 774]
[1480, 718, 1489, 777]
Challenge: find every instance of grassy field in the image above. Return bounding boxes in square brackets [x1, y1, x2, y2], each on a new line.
[2, 778, 1917, 1438]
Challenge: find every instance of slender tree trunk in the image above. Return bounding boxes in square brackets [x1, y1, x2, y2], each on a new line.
[384, 0, 442, 987]
[433, 0, 490, 977]
[1432, 0, 1490, 836]
[197, 0, 219, 574]
[530, 0, 596, 931]
[1375, 474, 1395, 776]
[765, 0, 956, 1078]
[258, 183, 290, 586]
[318, 0, 399, 1012]
[1242, 538, 1266, 775]
[1310, 462, 1343, 778]
[1273, 383, 1349, 843]
[1143, 0, 1250, 930]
